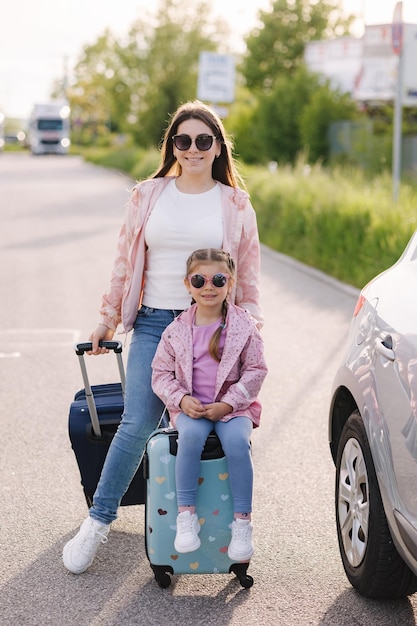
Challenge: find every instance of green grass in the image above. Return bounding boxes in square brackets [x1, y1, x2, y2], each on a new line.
[77, 144, 417, 289]
[244, 161, 417, 288]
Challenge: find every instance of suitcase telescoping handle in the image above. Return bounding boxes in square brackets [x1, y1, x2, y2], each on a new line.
[74, 341, 126, 437]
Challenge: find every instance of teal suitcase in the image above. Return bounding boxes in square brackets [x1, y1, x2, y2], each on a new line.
[143, 428, 253, 588]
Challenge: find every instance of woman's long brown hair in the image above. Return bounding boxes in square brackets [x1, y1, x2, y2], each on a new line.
[152, 100, 245, 188]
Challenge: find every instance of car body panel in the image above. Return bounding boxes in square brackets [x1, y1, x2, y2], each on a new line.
[330, 229, 417, 578]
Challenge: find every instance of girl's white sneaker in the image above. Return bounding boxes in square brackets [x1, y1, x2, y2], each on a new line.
[174, 511, 201, 553]
[228, 518, 254, 561]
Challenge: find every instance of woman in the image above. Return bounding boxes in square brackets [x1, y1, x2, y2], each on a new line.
[63, 100, 263, 574]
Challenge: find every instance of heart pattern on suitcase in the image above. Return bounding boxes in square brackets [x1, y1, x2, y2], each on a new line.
[146, 430, 236, 575]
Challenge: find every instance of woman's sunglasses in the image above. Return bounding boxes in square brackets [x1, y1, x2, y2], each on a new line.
[172, 134, 217, 151]
[188, 273, 230, 289]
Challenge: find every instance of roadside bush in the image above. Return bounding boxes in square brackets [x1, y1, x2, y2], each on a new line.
[79, 145, 417, 289]
[131, 148, 161, 181]
[83, 145, 143, 174]
[82, 144, 161, 182]
[245, 160, 417, 288]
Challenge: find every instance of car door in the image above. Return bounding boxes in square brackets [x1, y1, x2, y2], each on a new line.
[371, 264, 417, 518]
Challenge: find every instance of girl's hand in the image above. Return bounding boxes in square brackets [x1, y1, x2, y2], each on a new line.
[203, 402, 233, 422]
[180, 395, 206, 419]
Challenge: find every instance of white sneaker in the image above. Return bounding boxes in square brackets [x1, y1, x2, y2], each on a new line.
[174, 511, 201, 553]
[228, 518, 254, 562]
[63, 517, 110, 574]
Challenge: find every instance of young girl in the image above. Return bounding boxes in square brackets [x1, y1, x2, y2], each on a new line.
[151, 249, 267, 561]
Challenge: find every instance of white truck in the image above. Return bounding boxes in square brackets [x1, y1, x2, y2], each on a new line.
[28, 101, 71, 155]
[0, 112, 4, 151]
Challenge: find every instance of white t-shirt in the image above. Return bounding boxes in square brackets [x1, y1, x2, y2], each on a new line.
[142, 179, 223, 309]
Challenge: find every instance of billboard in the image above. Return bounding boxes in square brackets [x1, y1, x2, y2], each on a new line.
[354, 24, 398, 103]
[304, 23, 417, 106]
[304, 37, 363, 95]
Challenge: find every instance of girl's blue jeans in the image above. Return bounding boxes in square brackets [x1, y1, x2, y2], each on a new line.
[175, 412, 254, 513]
[90, 306, 182, 525]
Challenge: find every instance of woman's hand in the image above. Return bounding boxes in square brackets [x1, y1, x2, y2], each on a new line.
[88, 325, 115, 354]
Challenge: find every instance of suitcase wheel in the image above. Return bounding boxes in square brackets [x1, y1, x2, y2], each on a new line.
[238, 574, 254, 589]
[156, 573, 171, 589]
[229, 563, 254, 589]
[151, 565, 172, 588]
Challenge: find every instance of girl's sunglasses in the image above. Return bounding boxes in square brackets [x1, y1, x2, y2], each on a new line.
[188, 273, 230, 289]
[172, 134, 217, 151]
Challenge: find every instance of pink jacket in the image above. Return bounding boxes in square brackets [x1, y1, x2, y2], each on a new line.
[99, 176, 263, 333]
[151, 303, 268, 427]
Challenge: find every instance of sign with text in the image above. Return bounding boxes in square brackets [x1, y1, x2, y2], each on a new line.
[197, 52, 235, 104]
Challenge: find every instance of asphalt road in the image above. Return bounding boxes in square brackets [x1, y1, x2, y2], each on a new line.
[1, 153, 416, 625]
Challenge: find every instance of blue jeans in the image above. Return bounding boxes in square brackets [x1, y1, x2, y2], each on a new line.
[175, 412, 254, 513]
[90, 306, 182, 525]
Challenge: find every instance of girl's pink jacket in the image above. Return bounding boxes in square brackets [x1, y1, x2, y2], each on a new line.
[151, 303, 268, 428]
[99, 176, 263, 333]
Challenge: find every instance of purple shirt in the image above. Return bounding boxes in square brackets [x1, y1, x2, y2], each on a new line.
[192, 319, 226, 404]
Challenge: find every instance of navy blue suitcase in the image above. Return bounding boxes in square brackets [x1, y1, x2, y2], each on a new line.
[143, 428, 253, 589]
[68, 341, 146, 507]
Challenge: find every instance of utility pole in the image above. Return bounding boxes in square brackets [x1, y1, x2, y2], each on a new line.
[392, 2, 403, 203]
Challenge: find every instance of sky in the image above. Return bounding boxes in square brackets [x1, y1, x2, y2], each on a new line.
[1, 0, 416, 120]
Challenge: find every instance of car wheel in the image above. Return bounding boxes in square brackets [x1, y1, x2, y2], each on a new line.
[335, 410, 417, 599]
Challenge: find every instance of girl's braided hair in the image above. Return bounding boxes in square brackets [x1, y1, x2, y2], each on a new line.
[186, 249, 235, 362]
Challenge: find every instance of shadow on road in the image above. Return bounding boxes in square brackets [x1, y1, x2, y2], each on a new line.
[318, 588, 416, 626]
[0, 528, 252, 626]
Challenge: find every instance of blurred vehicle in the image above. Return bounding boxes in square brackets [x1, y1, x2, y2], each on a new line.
[5, 130, 26, 145]
[329, 229, 417, 599]
[28, 101, 70, 155]
[0, 112, 4, 151]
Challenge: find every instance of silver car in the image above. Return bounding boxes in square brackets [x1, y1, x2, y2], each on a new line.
[329, 229, 417, 599]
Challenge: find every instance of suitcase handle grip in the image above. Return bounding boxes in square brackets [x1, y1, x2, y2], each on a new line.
[75, 340, 123, 355]
[74, 340, 125, 437]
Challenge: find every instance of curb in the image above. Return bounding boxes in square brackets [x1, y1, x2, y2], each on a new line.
[261, 244, 360, 300]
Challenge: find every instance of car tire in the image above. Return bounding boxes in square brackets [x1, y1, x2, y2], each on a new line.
[335, 410, 417, 599]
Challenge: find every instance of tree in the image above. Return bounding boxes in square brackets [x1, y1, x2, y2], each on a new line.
[255, 66, 323, 163]
[67, 0, 228, 146]
[241, 0, 353, 92]
[230, 67, 357, 165]
[125, 0, 227, 146]
[299, 83, 357, 163]
[68, 30, 134, 143]
[228, 0, 356, 164]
